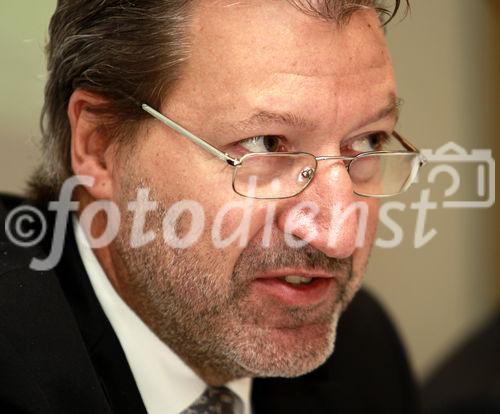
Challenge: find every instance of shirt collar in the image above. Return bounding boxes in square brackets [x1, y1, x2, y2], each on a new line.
[73, 217, 252, 414]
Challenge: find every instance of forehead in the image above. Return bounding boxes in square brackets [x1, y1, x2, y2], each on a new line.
[191, 1, 386, 70]
[167, 0, 394, 131]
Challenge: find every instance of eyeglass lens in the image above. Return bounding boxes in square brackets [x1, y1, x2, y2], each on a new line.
[233, 152, 421, 199]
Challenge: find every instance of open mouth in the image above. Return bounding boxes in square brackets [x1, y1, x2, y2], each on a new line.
[251, 273, 335, 307]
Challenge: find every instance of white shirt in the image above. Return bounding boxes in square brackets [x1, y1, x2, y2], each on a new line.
[73, 218, 252, 414]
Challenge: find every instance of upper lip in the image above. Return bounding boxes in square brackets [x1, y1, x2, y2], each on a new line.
[256, 268, 335, 280]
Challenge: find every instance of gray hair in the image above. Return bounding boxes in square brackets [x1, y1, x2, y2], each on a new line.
[29, 0, 408, 203]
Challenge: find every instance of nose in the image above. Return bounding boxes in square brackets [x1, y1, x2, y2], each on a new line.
[276, 161, 363, 258]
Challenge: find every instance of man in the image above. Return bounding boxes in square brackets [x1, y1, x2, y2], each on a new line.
[0, 0, 422, 412]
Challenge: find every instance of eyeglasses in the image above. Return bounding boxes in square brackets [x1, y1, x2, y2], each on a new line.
[142, 104, 427, 199]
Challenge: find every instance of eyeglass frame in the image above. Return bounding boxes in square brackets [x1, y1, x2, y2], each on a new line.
[141, 103, 427, 199]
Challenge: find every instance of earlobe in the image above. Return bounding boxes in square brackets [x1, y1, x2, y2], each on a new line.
[68, 89, 115, 200]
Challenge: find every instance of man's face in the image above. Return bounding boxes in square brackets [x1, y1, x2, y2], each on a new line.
[110, 1, 396, 383]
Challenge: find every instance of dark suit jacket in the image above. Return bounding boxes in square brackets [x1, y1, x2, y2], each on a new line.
[423, 311, 500, 414]
[0, 194, 418, 413]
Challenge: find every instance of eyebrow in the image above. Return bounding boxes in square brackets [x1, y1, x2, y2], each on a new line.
[361, 95, 402, 128]
[231, 110, 317, 132]
[228, 94, 402, 134]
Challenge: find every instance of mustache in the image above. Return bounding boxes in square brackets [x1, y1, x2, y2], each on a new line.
[233, 239, 353, 281]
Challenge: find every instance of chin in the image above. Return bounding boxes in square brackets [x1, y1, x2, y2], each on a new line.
[227, 312, 340, 378]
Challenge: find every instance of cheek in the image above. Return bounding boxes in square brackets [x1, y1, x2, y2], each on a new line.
[132, 136, 273, 257]
[205, 199, 270, 245]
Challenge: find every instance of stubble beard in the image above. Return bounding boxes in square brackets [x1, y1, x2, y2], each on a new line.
[112, 185, 360, 383]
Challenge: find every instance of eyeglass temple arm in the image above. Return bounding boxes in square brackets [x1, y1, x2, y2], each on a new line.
[393, 131, 418, 152]
[393, 131, 427, 165]
[141, 104, 240, 167]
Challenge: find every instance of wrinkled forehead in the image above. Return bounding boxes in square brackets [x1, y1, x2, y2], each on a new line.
[167, 1, 393, 128]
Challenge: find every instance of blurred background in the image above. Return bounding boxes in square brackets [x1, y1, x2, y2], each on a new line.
[0, 0, 498, 387]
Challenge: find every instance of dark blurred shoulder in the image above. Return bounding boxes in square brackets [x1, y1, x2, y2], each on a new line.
[423, 311, 500, 414]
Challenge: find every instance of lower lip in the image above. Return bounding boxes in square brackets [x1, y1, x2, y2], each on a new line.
[251, 277, 335, 307]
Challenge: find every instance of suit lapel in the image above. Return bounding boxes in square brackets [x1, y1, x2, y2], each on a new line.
[0, 198, 112, 412]
[49, 215, 148, 414]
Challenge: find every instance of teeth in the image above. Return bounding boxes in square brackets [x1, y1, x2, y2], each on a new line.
[283, 276, 313, 285]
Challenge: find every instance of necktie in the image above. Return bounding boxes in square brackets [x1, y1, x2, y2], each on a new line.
[180, 386, 244, 414]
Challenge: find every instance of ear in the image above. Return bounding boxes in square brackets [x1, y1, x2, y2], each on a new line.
[68, 89, 116, 200]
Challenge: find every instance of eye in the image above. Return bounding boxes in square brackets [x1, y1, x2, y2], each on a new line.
[239, 135, 287, 153]
[342, 132, 391, 156]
